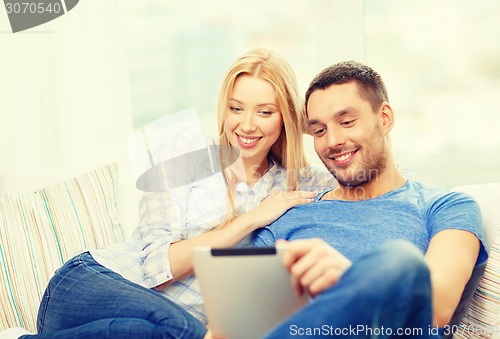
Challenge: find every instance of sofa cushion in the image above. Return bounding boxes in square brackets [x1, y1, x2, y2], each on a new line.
[0, 163, 125, 332]
[452, 237, 500, 338]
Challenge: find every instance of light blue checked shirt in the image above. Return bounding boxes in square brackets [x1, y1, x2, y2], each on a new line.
[91, 129, 337, 323]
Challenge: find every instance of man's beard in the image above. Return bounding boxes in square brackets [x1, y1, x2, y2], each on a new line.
[322, 140, 387, 188]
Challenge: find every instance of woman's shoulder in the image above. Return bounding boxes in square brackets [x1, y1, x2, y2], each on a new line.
[297, 165, 337, 191]
[300, 164, 330, 177]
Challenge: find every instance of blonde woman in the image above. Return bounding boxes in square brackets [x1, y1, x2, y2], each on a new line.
[26, 49, 336, 339]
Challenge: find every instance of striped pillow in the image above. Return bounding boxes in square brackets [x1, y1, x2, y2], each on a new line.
[0, 163, 125, 332]
[453, 236, 500, 339]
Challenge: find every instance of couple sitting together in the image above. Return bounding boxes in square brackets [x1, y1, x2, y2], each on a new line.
[25, 48, 486, 339]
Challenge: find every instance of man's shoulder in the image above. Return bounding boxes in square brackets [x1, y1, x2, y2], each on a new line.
[406, 179, 446, 193]
[406, 179, 479, 211]
[407, 179, 465, 198]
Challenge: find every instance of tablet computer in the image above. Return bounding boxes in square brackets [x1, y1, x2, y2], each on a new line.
[192, 246, 308, 339]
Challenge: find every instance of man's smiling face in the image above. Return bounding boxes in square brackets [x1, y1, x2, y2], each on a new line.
[307, 81, 388, 188]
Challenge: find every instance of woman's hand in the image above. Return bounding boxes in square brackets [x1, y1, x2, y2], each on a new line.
[278, 238, 352, 298]
[248, 190, 317, 230]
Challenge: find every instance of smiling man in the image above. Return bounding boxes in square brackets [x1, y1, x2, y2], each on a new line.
[307, 80, 391, 191]
[252, 61, 487, 338]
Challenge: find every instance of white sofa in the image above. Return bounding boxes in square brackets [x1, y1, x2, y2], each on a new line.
[0, 166, 499, 338]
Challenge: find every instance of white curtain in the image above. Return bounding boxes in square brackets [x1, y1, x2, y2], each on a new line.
[0, 1, 138, 231]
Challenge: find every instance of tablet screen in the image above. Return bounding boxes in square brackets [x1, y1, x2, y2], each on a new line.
[193, 246, 308, 339]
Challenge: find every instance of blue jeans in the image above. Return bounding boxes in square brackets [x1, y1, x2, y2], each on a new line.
[265, 240, 440, 339]
[22, 252, 206, 338]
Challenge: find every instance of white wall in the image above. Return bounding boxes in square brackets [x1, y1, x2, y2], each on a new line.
[0, 1, 139, 233]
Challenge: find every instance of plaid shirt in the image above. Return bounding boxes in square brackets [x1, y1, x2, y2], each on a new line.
[92, 132, 336, 323]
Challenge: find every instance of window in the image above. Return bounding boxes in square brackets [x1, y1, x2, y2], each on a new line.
[119, 0, 363, 149]
[119, 0, 500, 187]
[365, 0, 500, 186]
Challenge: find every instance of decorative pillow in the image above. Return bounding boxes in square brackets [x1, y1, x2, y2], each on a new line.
[0, 163, 125, 332]
[452, 236, 500, 339]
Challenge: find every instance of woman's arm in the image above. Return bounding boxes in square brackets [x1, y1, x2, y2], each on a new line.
[157, 190, 318, 288]
[136, 190, 186, 288]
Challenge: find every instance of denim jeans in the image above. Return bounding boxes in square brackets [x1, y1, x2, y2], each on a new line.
[22, 252, 206, 339]
[265, 240, 440, 339]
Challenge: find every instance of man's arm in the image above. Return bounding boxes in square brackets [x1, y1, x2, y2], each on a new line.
[425, 229, 480, 327]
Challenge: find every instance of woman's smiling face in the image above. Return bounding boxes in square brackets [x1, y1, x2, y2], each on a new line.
[224, 74, 283, 168]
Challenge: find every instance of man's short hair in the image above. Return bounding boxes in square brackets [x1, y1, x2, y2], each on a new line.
[305, 61, 389, 115]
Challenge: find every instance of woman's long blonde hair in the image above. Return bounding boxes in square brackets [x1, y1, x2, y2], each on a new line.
[217, 48, 308, 218]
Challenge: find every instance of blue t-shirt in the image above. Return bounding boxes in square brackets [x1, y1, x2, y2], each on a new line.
[253, 180, 488, 265]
